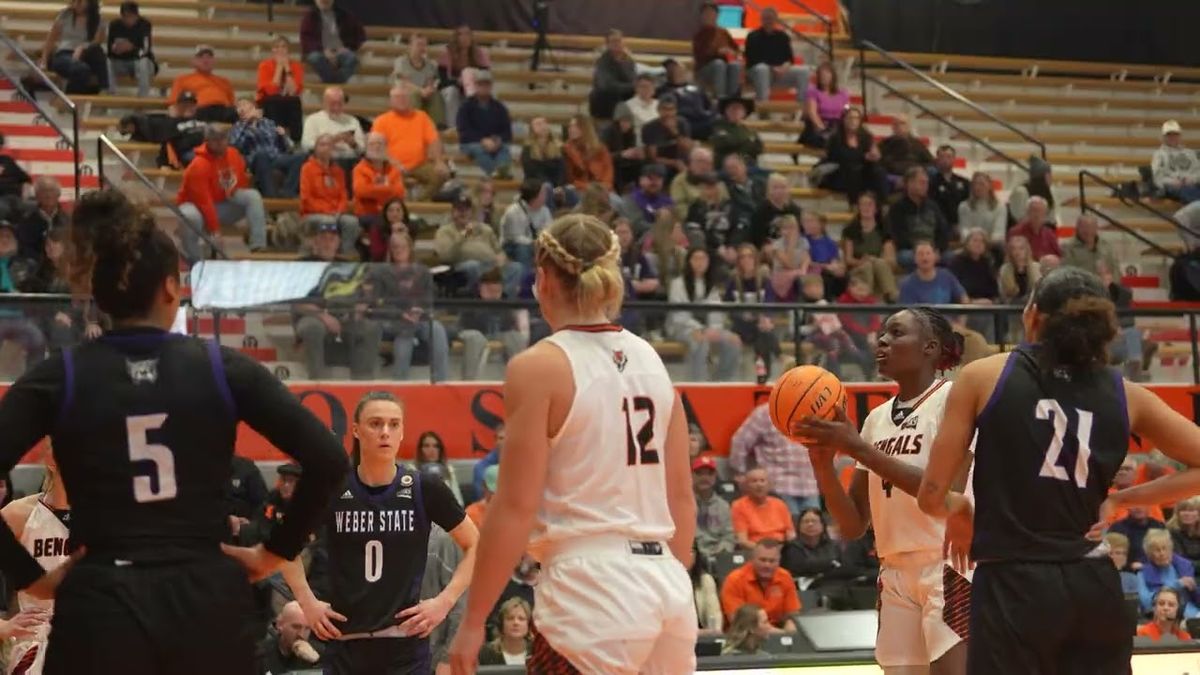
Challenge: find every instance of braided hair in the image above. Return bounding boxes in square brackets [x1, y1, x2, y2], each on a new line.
[907, 306, 965, 371]
[534, 215, 624, 318]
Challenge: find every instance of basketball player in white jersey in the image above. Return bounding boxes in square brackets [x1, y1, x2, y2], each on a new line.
[0, 449, 70, 675]
[794, 307, 970, 675]
[448, 214, 697, 675]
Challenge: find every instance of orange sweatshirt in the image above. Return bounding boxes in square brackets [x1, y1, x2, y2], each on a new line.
[176, 143, 250, 232]
[169, 71, 235, 108]
[351, 158, 405, 216]
[300, 157, 349, 216]
[256, 59, 305, 101]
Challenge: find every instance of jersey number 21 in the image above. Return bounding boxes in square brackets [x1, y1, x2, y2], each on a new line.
[1035, 399, 1094, 489]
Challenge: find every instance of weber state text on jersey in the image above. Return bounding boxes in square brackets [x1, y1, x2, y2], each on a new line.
[328, 464, 465, 635]
[859, 379, 952, 560]
[972, 346, 1129, 562]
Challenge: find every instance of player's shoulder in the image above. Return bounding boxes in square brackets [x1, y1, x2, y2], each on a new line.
[505, 339, 572, 382]
[0, 493, 41, 532]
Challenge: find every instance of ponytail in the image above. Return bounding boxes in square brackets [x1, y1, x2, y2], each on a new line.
[1038, 296, 1117, 370]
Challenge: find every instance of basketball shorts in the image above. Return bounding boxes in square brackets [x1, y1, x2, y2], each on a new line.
[323, 636, 430, 675]
[531, 535, 697, 675]
[9, 640, 45, 675]
[875, 550, 971, 667]
[968, 557, 1132, 675]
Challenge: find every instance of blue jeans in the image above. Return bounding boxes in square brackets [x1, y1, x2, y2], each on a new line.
[107, 57, 153, 97]
[1110, 326, 1144, 364]
[748, 63, 810, 103]
[460, 142, 513, 177]
[1166, 184, 1200, 204]
[455, 259, 524, 296]
[503, 242, 534, 269]
[391, 320, 450, 382]
[250, 152, 305, 198]
[696, 59, 743, 99]
[304, 50, 358, 84]
[178, 189, 268, 261]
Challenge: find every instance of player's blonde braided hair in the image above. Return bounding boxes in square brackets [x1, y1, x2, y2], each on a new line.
[534, 214, 625, 318]
[535, 226, 619, 276]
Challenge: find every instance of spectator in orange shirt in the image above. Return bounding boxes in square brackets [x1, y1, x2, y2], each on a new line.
[300, 134, 360, 255]
[731, 467, 797, 550]
[353, 132, 405, 223]
[1108, 457, 1166, 523]
[563, 114, 614, 191]
[177, 124, 267, 260]
[256, 35, 305, 143]
[719, 538, 800, 631]
[1137, 588, 1192, 642]
[371, 84, 449, 199]
[168, 45, 236, 123]
[465, 464, 498, 527]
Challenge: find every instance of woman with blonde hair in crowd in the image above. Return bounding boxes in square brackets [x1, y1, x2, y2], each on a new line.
[998, 234, 1041, 304]
[642, 210, 689, 288]
[439, 24, 491, 122]
[521, 116, 567, 189]
[1169, 496, 1200, 567]
[476, 597, 532, 666]
[769, 214, 811, 301]
[722, 604, 771, 655]
[563, 115, 614, 191]
[957, 172, 1006, 243]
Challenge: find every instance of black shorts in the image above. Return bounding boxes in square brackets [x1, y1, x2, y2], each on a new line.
[43, 553, 259, 675]
[323, 637, 430, 675]
[968, 557, 1133, 675]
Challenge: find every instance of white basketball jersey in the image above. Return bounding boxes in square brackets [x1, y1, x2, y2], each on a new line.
[11, 498, 69, 675]
[859, 379, 952, 561]
[529, 326, 677, 557]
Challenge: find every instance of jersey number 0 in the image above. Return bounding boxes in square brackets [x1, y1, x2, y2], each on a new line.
[127, 414, 178, 503]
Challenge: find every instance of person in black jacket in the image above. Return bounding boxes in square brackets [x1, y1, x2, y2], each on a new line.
[745, 8, 810, 106]
[455, 268, 528, 381]
[106, 1, 155, 97]
[1098, 260, 1143, 380]
[657, 59, 718, 141]
[929, 145, 971, 228]
[14, 177, 67, 262]
[818, 107, 888, 206]
[162, 91, 207, 168]
[0, 133, 31, 222]
[783, 508, 844, 578]
[226, 454, 269, 543]
[747, 173, 802, 248]
[886, 166, 952, 270]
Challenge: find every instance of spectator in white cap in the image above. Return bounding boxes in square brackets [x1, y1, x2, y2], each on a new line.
[1153, 119, 1200, 204]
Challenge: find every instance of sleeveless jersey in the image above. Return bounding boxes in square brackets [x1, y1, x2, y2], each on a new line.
[972, 345, 1129, 562]
[327, 464, 465, 635]
[859, 379, 952, 561]
[11, 499, 70, 674]
[529, 325, 677, 557]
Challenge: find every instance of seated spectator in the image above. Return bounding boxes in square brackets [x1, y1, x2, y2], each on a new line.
[930, 145, 971, 230]
[562, 114, 614, 191]
[23, 227, 100, 351]
[300, 0, 365, 84]
[520, 116, 567, 189]
[413, 431, 463, 504]
[720, 538, 800, 631]
[731, 467, 796, 548]
[1106, 532, 1141, 594]
[642, 212, 689, 289]
[686, 173, 735, 254]
[836, 276, 882, 378]
[472, 425, 504, 497]
[796, 275, 872, 377]
[457, 268, 529, 381]
[898, 241, 967, 305]
[302, 87, 365, 176]
[949, 228, 1000, 338]
[1153, 120, 1200, 204]
[477, 597, 531, 666]
[725, 245, 782, 374]
[15, 177, 66, 260]
[488, 553, 538, 641]
[106, 1, 153, 98]
[745, 7, 810, 106]
[691, 550, 724, 637]
[803, 211, 846, 297]
[372, 84, 449, 199]
[353, 132, 406, 226]
[998, 235, 1041, 305]
[624, 74, 660, 141]
[229, 98, 304, 199]
[692, 455, 736, 556]
[887, 166, 951, 269]
[40, 0, 108, 95]
[576, 182, 617, 222]
[456, 70, 513, 179]
[1107, 457, 1167, 525]
[723, 153, 764, 243]
[439, 25, 491, 123]
[1039, 254, 1061, 273]
[256, 601, 321, 674]
[589, 29, 637, 119]
[240, 463, 299, 545]
[748, 173, 801, 248]
[604, 105, 646, 191]
[466, 464, 497, 527]
[1062, 214, 1117, 276]
[671, 147, 729, 222]
[177, 125, 267, 260]
[641, 96, 694, 179]
[364, 197, 411, 262]
[300, 134, 360, 255]
[692, 2, 742, 99]
[1008, 156, 1060, 225]
[369, 231, 449, 381]
[711, 97, 763, 168]
[1111, 506, 1168, 565]
[784, 508, 843, 578]
[769, 214, 810, 300]
[0, 133, 29, 222]
[658, 59, 718, 141]
[434, 194, 521, 294]
[1007, 196, 1061, 260]
[1138, 529, 1200, 619]
[1138, 588, 1192, 642]
[168, 45, 235, 123]
[0, 222, 46, 368]
[722, 604, 771, 656]
[841, 192, 898, 302]
[1166, 498, 1200, 574]
[620, 163, 674, 235]
[818, 106, 887, 206]
[958, 171, 1006, 244]
[1097, 261, 1143, 380]
[879, 115, 933, 182]
[473, 178, 501, 239]
[499, 178, 551, 268]
[255, 36, 305, 143]
[799, 62, 849, 149]
[393, 33, 446, 127]
[614, 217, 660, 332]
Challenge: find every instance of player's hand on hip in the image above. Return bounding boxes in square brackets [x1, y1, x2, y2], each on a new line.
[299, 598, 346, 641]
[25, 546, 85, 601]
[1085, 496, 1118, 542]
[396, 595, 451, 638]
[220, 543, 285, 583]
[448, 622, 485, 675]
[942, 493, 975, 574]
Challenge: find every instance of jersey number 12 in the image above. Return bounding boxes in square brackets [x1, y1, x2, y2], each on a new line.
[1035, 399, 1094, 489]
[127, 414, 178, 503]
[622, 397, 659, 466]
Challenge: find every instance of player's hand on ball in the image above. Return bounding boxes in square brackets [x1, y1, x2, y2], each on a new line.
[396, 595, 452, 638]
[793, 407, 862, 454]
[943, 493, 975, 573]
[300, 598, 346, 641]
[448, 622, 486, 675]
[26, 546, 85, 601]
[220, 543, 285, 583]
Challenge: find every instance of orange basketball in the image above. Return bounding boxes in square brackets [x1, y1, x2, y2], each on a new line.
[768, 365, 846, 439]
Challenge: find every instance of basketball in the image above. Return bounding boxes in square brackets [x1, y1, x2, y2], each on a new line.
[768, 365, 846, 439]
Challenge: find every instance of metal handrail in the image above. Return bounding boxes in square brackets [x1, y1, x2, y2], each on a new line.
[1078, 169, 1200, 252]
[0, 31, 82, 200]
[95, 134, 228, 260]
[741, 0, 835, 61]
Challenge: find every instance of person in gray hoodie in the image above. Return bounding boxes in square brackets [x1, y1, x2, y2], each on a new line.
[1152, 119, 1200, 203]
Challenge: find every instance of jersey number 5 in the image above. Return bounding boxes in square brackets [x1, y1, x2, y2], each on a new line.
[622, 397, 659, 466]
[1035, 399, 1094, 489]
[127, 413, 178, 503]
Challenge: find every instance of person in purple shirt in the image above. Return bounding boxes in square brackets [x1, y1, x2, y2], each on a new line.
[799, 62, 850, 149]
[897, 241, 968, 305]
[619, 163, 675, 234]
[802, 211, 846, 298]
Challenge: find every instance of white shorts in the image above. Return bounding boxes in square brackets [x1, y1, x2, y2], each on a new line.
[533, 535, 698, 675]
[9, 639, 46, 675]
[875, 550, 971, 667]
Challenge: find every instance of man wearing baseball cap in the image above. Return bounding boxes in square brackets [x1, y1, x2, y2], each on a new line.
[167, 44, 236, 122]
[433, 193, 522, 295]
[1153, 119, 1200, 204]
[176, 124, 268, 260]
[693, 455, 736, 557]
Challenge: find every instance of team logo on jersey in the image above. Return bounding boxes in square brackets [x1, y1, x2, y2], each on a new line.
[612, 349, 628, 372]
[899, 414, 920, 431]
[126, 358, 159, 384]
[400, 474, 414, 487]
[339, 489, 354, 499]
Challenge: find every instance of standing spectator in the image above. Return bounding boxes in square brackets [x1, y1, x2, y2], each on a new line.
[255, 36, 305, 143]
[623, 75, 660, 141]
[668, 247, 740, 381]
[589, 29, 637, 119]
[1097, 261, 1143, 380]
[841, 192, 898, 302]
[745, 7, 810, 106]
[1061, 214, 1117, 276]
[879, 115, 933, 182]
[748, 173, 801, 248]
[641, 96, 694, 179]
[818, 106, 888, 206]
[456, 268, 530, 381]
[1110, 506, 1168, 565]
[0, 221, 46, 368]
[692, 455, 736, 557]
[1007, 196, 1061, 260]
[105, 1, 153, 98]
[302, 87, 364, 177]
[167, 45, 235, 123]
[1008, 155, 1060, 224]
[1169, 497, 1200, 568]
[352, 132, 406, 225]
[672, 147, 728, 221]
[39, 0, 108, 95]
[711, 96, 763, 168]
[730, 403, 819, 514]
[477, 598, 531, 666]
[256, 602, 321, 674]
[929, 145, 971, 229]
[604, 105, 646, 191]
[456, 71, 513, 178]
[562, 114, 614, 191]
[434, 194, 521, 294]
[957, 171, 1006, 243]
[393, 33, 446, 127]
[1137, 530, 1200, 619]
[658, 59, 719, 140]
[620, 163, 674, 234]
[520, 116, 566, 189]
[369, 232, 449, 382]
[887, 166, 951, 268]
[783, 508, 843, 578]
[372, 84, 449, 199]
[998, 235, 1041, 305]
[799, 62, 849, 148]
[15, 177, 66, 261]
[439, 25, 491, 124]
[897, 241, 967, 305]
[723, 605, 772, 655]
[0, 134, 30, 222]
[719, 538, 800, 631]
[229, 98, 304, 199]
[299, 133, 360, 255]
[692, 2, 742, 99]
[1153, 120, 1200, 204]
[300, 0, 365, 84]
[176, 125, 268, 260]
[1137, 588, 1192, 642]
[499, 178, 551, 268]
[723, 153, 764, 245]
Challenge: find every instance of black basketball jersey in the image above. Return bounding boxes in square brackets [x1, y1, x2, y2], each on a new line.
[972, 345, 1130, 563]
[327, 464, 465, 635]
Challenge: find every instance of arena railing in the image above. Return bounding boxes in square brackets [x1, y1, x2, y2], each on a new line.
[1078, 169, 1199, 258]
[0, 31, 82, 201]
[742, 0, 836, 61]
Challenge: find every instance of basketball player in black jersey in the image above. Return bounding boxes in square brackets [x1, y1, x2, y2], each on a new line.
[918, 267, 1200, 675]
[283, 391, 478, 674]
[0, 190, 349, 675]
